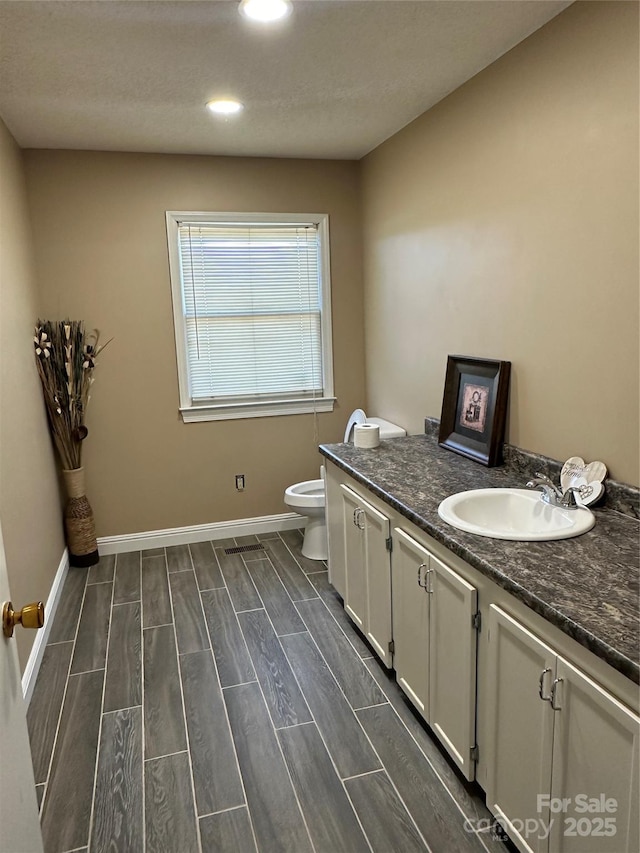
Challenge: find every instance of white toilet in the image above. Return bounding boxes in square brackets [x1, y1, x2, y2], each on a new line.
[284, 476, 328, 560]
[284, 412, 406, 560]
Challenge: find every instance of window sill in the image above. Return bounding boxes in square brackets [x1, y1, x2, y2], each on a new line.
[180, 396, 336, 423]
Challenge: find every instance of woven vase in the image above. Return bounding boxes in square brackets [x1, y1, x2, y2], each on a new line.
[62, 467, 99, 568]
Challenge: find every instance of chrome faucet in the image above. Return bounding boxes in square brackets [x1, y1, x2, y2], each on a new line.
[526, 473, 589, 510]
[526, 473, 562, 503]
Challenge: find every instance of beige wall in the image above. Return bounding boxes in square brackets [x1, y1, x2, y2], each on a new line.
[0, 119, 66, 669]
[361, 1, 639, 485]
[24, 152, 365, 536]
[12, 0, 639, 575]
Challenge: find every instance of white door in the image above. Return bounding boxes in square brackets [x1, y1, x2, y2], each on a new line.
[392, 528, 431, 715]
[429, 554, 477, 780]
[485, 605, 556, 853]
[549, 657, 640, 853]
[340, 485, 366, 631]
[325, 465, 346, 597]
[0, 518, 44, 852]
[361, 501, 391, 666]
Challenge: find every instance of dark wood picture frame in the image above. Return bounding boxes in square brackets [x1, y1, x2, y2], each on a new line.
[438, 355, 511, 467]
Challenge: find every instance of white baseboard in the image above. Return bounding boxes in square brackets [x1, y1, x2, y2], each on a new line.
[97, 511, 306, 555]
[21, 514, 306, 701]
[22, 547, 69, 706]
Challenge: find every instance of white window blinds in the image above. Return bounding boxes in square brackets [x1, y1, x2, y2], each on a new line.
[166, 211, 334, 422]
[177, 222, 324, 403]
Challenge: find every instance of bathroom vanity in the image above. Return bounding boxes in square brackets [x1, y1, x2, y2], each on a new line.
[320, 432, 639, 853]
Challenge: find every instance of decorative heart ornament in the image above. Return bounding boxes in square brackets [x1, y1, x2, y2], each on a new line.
[582, 460, 608, 484]
[560, 457, 607, 506]
[571, 476, 605, 507]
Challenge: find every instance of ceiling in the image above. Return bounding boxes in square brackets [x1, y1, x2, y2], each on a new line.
[0, 0, 572, 160]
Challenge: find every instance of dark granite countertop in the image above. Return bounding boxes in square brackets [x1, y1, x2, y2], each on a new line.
[320, 434, 640, 684]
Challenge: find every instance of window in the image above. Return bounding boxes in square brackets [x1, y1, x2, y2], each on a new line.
[166, 212, 335, 422]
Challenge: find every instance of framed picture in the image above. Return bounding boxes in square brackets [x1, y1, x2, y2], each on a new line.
[438, 355, 511, 467]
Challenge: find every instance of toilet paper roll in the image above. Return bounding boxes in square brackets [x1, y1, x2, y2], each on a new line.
[354, 423, 380, 449]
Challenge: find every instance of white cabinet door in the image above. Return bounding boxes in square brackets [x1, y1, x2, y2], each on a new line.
[485, 606, 640, 853]
[325, 465, 346, 597]
[392, 528, 478, 779]
[392, 528, 431, 714]
[339, 483, 392, 666]
[362, 500, 392, 666]
[429, 553, 478, 780]
[549, 657, 640, 853]
[340, 484, 366, 631]
[485, 605, 556, 853]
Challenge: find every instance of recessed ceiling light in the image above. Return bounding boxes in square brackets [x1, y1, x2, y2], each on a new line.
[239, 0, 292, 23]
[206, 99, 244, 116]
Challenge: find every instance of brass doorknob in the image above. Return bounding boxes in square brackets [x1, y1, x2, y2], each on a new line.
[2, 601, 44, 638]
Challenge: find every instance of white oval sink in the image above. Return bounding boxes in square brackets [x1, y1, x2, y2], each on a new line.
[438, 488, 595, 541]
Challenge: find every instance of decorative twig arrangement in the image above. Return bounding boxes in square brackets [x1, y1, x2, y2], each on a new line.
[34, 320, 111, 470]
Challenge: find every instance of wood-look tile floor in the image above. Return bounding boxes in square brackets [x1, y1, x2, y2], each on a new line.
[28, 529, 506, 853]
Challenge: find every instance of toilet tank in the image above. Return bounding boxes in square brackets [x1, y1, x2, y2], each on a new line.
[366, 417, 406, 439]
[343, 409, 407, 442]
